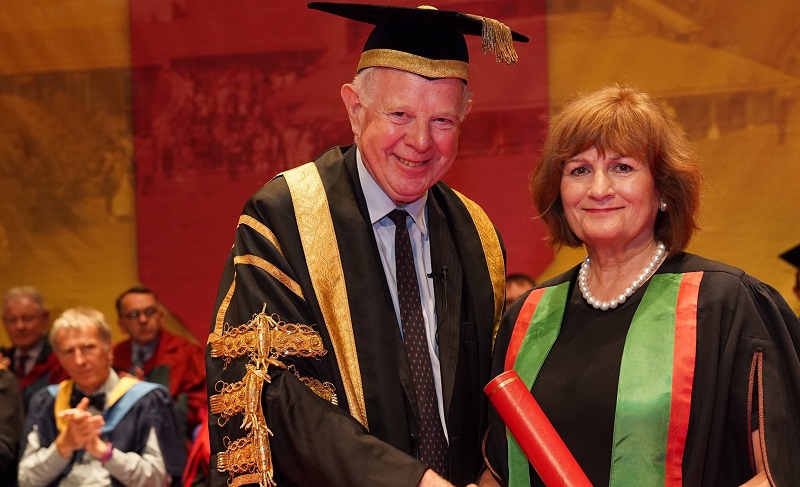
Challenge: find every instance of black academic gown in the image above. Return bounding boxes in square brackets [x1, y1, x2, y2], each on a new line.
[206, 145, 503, 487]
[0, 369, 23, 484]
[485, 252, 800, 486]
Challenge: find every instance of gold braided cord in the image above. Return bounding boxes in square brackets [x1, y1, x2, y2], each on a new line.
[465, 14, 519, 65]
[453, 190, 506, 346]
[218, 435, 256, 474]
[209, 312, 326, 365]
[239, 214, 284, 256]
[358, 49, 469, 81]
[209, 328, 257, 364]
[230, 474, 267, 487]
[271, 322, 326, 357]
[211, 306, 332, 487]
[209, 312, 328, 365]
[289, 365, 338, 405]
[209, 378, 247, 421]
[219, 433, 274, 487]
[234, 254, 304, 300]
[299, 376, 338, 405]
[218, 431, 275, 487]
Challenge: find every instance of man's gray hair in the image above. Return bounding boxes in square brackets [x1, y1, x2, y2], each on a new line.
[352, 67, 473, 122]
[3, 285, 47, 313]
[50, 307, 113, 352]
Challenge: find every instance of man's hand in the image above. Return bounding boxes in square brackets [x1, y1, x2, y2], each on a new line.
[417, 469, 458, 487]
[84, 436, 112, 462]
[54, 397, 105, 458]
[476, 468, 501, 487]
[739, 472, 768, 487]
[739, 430, 768, 487]
[416, 468, 489, 487]
[131, 366, 145, 380]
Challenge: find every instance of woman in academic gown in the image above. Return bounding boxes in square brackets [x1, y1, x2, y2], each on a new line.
[480, 84, 800, 486]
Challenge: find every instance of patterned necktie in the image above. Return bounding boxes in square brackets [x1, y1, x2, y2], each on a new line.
[388, 209, 449, 477]
[15, 351, 29, 377]
[136, 347, 148, 369]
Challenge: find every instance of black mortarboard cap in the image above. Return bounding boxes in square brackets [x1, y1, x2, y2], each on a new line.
[780, 244, 800, 268]
[307, 2, 529, 82]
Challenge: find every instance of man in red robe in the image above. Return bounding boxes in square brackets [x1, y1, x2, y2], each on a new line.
[1, 286, 68, 411]
[112, 286, 206, 443]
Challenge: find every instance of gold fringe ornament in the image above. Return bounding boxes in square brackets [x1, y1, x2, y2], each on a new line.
[209, 305, 332, 487]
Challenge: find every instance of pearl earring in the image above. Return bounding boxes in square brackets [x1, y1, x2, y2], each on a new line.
[659, 201, 668, 212]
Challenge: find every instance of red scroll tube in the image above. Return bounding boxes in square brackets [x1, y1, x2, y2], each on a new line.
[485, 370, 592, 487]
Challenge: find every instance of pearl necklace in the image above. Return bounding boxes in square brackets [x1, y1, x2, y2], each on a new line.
[578, 242, 667, 311]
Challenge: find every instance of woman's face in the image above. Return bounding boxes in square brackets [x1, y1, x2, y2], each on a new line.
[560, 146, 660, 251]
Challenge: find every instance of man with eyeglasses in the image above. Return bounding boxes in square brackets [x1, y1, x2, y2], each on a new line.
[112, 286, 206, 450]
[1, 285, 68, 411]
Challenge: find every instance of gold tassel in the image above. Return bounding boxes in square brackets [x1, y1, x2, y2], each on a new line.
[467, 14, 519, 65]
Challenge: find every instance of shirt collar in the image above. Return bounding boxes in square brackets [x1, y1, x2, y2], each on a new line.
[356, 148, 429, 236]
[16, 337, 44, 362]
[132, 336, 159, 362]
[75, 368, 119, 396]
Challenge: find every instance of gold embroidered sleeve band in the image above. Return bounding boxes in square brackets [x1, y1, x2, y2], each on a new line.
[209, 307, 331, 487]
[233, 254, 305, 300]
[238, 214, 284, 256]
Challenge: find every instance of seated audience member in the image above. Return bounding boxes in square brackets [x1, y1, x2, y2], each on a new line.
[505, 273, 537, 309]
[780, 243, 800, 313]
[0, 365, 24, 483]
[113, 286, 205, 441]
[18, 307, 185, 486]
[1, 286, 67, 411]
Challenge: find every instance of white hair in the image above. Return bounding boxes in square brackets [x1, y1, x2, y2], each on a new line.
[49, 307, 113, 352]
[3, 285, 47, 313]
[352, 67, 472, 122]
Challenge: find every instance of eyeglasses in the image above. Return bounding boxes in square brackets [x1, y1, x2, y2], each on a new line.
[121, 306, 159, 321]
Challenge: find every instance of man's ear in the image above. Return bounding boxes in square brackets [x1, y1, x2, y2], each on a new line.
[341, 83, 363, 137]
[463, 98, 473, 120]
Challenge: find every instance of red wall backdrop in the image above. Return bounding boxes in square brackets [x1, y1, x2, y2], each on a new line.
[129, 0, 550, 341]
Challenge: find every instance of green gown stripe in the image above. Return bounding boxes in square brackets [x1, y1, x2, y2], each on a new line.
[609, 273, 682, 485]
[504, 272, 700, 487]
[507, 282, 570, 487]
